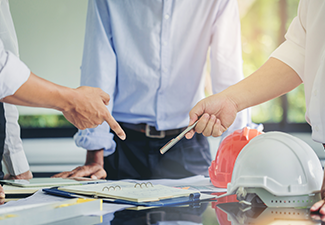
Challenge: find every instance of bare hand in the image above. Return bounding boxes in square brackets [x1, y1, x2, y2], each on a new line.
[52, 163, 107, 180]
[311, 199, 325, 215]
[3, 170, 33, 180]
[62, 86, 126, 140]
[185, 93, 238, 139]
[310, 175, 325, 215]
[2, 73, 126, 140]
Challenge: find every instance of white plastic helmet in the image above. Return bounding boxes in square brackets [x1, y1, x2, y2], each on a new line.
[221, 131, 323, 207]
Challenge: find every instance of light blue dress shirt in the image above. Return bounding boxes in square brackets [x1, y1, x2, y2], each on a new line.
[75, 0, 250, 156]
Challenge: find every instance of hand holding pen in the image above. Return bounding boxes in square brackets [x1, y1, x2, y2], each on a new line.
[185, 93, 238, 139]
[160, 91, 238, 155]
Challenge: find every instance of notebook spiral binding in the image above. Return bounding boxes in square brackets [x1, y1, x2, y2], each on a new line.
[102, 185, 122, 191]
[134, 182, 153, 188]
[101, 182, 154, 191]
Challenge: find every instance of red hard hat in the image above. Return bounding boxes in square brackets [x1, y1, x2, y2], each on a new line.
[209, 127, 263, 188]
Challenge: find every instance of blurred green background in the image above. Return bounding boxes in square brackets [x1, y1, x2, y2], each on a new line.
[241, 0, 304, 124]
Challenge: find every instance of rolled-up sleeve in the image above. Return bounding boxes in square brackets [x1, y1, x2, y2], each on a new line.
[0, 39, 30, 99]
[74, 123, 116, 157]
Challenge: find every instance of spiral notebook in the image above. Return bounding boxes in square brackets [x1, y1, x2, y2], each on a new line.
[57, 181, 199, 202]
[43, 181, 214, 207]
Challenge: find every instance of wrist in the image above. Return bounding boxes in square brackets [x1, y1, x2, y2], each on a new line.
[85, 149, 104, 167]
[55, 87, 77, 113]
[219, 89, 241, 113]
[222, 80, 251, 113]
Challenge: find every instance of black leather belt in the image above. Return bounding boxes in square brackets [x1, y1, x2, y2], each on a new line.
[120, 122, 185, 138]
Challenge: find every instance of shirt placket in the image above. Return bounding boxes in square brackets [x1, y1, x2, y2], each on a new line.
[156, 0, 172, 129]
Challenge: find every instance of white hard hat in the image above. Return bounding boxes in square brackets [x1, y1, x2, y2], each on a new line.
[222, 131, 323, 207]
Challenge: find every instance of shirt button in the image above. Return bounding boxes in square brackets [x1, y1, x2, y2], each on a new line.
[313, 89, 317, 96]
[162, 41, 167, 46]
[315, 125, 319, 132]
[165, 14, 170, 19]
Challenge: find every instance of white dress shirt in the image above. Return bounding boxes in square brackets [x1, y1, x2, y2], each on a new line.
[271, 0, 325, 143]
[0, 0, 30, 175]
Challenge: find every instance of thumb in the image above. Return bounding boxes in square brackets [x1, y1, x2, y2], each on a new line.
[189, 101, 205, 125]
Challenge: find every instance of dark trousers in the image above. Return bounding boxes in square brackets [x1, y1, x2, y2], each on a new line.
[104, 125, 211, 180]
[0, 103, 5, 180]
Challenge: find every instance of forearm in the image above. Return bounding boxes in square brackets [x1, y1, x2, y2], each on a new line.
[224, 57, 302, 112]
[2, 72, 73, 111]
[85, 149, 104, 167]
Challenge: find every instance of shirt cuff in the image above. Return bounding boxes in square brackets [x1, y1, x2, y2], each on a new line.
[74, 123, 116, 157]
[270, 40, 305, 80]
[2, 149, 30, 175]
[0, 51, 30, 99]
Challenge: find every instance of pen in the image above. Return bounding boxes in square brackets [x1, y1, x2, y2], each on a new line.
[160, 121, 198, 154]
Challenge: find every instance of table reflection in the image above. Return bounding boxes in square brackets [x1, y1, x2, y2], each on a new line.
[98, 201, 325, 225]
[108, 203, 208, 225]
[215, 202, 322, 225]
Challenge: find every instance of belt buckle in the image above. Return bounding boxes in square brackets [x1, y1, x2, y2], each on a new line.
[145, 124, 165, 138]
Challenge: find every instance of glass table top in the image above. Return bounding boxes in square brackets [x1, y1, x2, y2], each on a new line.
[93, 201, 323, 225]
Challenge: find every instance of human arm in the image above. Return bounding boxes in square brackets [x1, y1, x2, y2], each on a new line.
[52, 149, 106, 179]
[185, 57, 302, 139]
[187, 0, 307, 139]
[0, 35, 125, 138]
[1, 72, 125, 139]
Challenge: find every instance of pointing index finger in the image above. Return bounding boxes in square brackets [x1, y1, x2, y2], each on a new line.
[105, 112, 126, 140]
